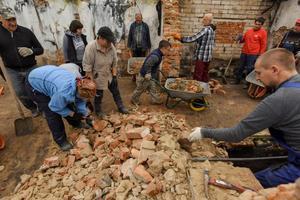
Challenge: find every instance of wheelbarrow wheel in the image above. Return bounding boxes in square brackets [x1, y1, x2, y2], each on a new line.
[189, 98, 208, 111]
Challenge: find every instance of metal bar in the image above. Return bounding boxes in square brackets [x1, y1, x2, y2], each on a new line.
[191, 156, 288, 162]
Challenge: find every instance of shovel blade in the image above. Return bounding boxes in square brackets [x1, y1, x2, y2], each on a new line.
[14, 117, 34, 136]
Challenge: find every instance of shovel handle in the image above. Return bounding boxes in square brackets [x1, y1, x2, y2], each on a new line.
[0, 57, 25, 118]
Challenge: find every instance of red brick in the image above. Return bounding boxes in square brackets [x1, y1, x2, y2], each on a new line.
[131, 148, 140, 158]
[70, 149, 82, 160]
[132, 139, 143, 149]
[110, 139, 120, 149]
[68, 132, 79, 144]
[67, 155, 76, 167]
[125, 127, 144, 139]
[87, 178, 96, 188]
[93, 137, 106, 149]
[145, 179, 163, 196]
[133, 165, 153, 183]
[93, 120, 108, 132]
[120, 147, 130, 161]
[43, 156, 60, 168]
[75, 181, 86, 191]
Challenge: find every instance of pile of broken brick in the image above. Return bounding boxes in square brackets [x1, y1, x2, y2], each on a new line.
[2, 110, 194, 200]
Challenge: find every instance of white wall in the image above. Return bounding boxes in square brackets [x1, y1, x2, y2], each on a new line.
[0, 0, 160, 54]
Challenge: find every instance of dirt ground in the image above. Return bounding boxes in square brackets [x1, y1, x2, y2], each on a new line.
[0, 76, 259, 197]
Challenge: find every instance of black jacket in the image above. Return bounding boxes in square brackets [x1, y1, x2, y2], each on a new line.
[0, 24, 44, 69]
[127, 22, 151, 51]
[63, 33, 87, 64]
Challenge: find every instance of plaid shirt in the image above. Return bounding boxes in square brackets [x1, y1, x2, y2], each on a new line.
[182, 26, 215, 62]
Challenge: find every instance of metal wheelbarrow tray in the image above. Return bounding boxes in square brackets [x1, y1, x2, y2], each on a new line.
[161, 78, 211, 109]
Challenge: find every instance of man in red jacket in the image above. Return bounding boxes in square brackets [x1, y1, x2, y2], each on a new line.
[233, 17, 267, 87]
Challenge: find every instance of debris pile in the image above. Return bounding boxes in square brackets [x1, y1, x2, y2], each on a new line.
[1, 111, 198, 200]
[167, 78, 204, 93]
[239, 178, 300, 200]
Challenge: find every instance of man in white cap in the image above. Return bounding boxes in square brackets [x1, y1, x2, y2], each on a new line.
[0, 6, 44, 117]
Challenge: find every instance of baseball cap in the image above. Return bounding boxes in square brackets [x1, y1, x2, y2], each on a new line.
[0, 6, 16, 20]
[97, 26, 115, 43]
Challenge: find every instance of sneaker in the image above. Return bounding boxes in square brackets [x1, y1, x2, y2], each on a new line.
[119, 107, 129, 114]
[59, 141, 73, 151]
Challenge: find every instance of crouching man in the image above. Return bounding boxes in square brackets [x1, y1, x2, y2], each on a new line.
[25, 65, 96, 151]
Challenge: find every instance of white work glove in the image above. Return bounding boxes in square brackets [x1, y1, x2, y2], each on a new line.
[296, 51, 300, 59]
[18, 47, 33, 57]
[188, 127, 203, 142]
[144, 73, 151, 81]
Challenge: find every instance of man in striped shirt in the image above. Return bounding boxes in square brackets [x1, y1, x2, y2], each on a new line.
[175, 13, 215, 82]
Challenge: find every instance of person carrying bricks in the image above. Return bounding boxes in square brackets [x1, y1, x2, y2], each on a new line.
[233, 17, 267, 88]
[131, 40, 171, 105]
[25, 65, 96, 151]
[187, 48, 300, 188]
[174, 13, 215, 82]
[83, 26, 129, 118]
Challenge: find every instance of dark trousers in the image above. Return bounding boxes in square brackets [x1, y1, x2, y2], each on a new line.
[194, 60, 210, 82]
[94, 80, 124, 113]
[25, 80, 81, 146]
[6, 67, 37, 111]
[132, 48, 147, 57]
[235, 53, 258, 81]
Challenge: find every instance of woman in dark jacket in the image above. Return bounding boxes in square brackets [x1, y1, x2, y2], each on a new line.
[63, 20, 87, 75]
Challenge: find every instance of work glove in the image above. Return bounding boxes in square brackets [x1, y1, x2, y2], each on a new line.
[188, 127, 203, 142]
[72, 112, 84, 122]
[235, 34, 243, 42]
[18, 47, 33, 57]
[111, 76, 118, 88]
[144, 73, 151, 81]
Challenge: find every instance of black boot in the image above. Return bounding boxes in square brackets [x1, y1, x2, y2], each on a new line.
[59, 140, 73, 151]
[109, 79, 129, 114]
[94, 90, 106, 118]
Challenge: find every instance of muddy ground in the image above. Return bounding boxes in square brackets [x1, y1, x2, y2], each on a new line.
[0, 76, 259, 197]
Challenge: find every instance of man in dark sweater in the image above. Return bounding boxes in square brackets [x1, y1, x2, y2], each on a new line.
[188, 48, 300, 188]
[131, 40, 171, 105]
[0, 6, 44, 116]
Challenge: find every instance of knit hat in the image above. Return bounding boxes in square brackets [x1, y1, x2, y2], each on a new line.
[77, 78, 96, 99]
[0, 6, 16, 20]
[97, 26, 115, 43]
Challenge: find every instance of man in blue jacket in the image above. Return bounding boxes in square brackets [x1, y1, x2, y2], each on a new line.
[188, 48, 300, 188]
[25, 65, 96, 151]
[131, 40, 171, 105]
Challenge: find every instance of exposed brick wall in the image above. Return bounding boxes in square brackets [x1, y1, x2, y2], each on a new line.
[180, 0, 274, 59]
[162, 0, 182, 77]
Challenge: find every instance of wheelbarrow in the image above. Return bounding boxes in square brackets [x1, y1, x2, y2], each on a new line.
[152, 71, 211, 111]
[245, 70, 267, 99]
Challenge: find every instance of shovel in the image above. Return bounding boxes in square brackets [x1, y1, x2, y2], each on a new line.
[0, 57, 33, 136]
[221, 40, 238, 84]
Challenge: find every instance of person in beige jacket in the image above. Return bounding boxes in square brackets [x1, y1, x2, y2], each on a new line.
[83, 27, 128, 118]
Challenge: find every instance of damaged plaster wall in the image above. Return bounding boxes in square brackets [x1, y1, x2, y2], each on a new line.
[0, 0, 161, 65]
[269, 0, 300, 48]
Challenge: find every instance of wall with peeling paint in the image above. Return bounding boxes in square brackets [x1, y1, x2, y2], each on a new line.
[0, 0, 161, 64]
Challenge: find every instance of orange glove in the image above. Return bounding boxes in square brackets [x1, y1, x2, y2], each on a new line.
[173, 33, 181, 41]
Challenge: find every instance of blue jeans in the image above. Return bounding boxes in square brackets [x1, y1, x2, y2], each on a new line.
[5, 67, 37, 111]
[235, 53, 258, 81]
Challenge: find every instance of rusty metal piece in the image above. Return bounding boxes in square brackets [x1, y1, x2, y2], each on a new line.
[178, 138, 192, 153]
[204, 169, 210, 200]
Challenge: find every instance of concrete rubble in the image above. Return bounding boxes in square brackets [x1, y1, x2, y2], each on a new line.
[0, 110, 263, 200]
